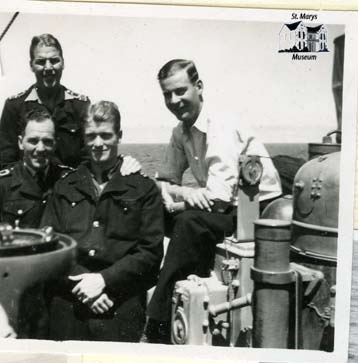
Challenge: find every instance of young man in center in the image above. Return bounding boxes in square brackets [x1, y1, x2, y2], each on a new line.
[145, 59, 282, 343]
[42, 101, 164, 341]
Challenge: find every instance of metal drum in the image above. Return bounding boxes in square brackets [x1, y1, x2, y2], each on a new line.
[0, 224, 76, 337]
[291, 152, 339, 263]
[291, 151, 339, 351]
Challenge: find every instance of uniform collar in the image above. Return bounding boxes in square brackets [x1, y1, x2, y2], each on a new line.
[64, 158, 136, 201]
[10, 162, 43, 198]
[24, 85, 78, 104]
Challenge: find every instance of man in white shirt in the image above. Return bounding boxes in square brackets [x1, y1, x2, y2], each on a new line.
[145, 59, 282, 343]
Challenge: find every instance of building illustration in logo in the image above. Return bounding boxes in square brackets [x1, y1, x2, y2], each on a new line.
[279, 21, 328, 52]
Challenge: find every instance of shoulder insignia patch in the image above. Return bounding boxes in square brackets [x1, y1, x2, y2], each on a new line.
[8, 90, 27, 101]
[65, 88, 89, 102]
[0, 169, 11, 178]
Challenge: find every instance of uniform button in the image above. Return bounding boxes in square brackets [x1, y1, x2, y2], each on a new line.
[93, 220, 100, 228]
[17, 209, 23, 215]
[71, 202, 76, 207]
[194, 156, 199, 161]
[70, 129, 76, 133]
[42, 200, 47, 204]
[88, 249, 96, 257]
[123, 207, 128, 213]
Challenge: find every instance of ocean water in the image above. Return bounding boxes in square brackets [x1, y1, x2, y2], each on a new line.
[119, 143, 308, 182]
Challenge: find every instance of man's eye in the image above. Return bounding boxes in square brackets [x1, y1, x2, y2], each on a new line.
[43, 139, 55, 147]
[50, 57, 61, 65]
[100, 133, 113, 140]
[34, 59, 46, 66]
[27, 138, 39, 145]
[85, 134, 96, 141]
[176, 88, 186, 96]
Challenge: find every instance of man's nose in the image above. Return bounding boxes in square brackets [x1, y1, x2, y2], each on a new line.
[44, 59, 53, 70]
[93, 135, 103, 147]
[36, 141, 46, 152]
[169, 93, 181, 105]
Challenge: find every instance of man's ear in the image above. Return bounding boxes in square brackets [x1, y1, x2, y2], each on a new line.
[118, 130, 123, 145]
[18, 135, 24, 151]
[195, 79, 204, 94]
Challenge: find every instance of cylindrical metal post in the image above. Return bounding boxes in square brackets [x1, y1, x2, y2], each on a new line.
[251, 219, 292, 349]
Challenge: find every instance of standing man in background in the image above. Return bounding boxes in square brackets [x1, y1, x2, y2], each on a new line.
[145, 59, 282, 343]
[0, 33, 89, 168]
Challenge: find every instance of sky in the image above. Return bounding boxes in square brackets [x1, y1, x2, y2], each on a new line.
[0, 8, 345, 143]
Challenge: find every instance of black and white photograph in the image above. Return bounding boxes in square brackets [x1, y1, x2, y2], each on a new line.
[0, 1, 356, 362]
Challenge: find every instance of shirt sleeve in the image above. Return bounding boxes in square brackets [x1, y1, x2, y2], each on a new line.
[100, 180, 164, 297]
[156, 126, 188, 185]
[0, 100, 21, 168]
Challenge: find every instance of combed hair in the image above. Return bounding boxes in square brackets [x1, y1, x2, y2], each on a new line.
[20, 107, 53, 136]
[85, 101, 121, 136]
[157, 59, 199, 84]
[30, 34, 63, 61]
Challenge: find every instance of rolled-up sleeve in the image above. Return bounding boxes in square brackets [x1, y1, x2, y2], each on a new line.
[156, 126, 188, 185]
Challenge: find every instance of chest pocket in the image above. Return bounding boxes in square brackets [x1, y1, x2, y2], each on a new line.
[2, 199, 37, 226]
[107, 197, 141, 238]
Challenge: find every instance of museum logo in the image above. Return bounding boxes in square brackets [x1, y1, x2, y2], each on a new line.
[278, 20, 329, 60]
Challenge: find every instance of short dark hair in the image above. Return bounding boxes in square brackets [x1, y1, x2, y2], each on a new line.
[20, 107, 54, 136]
[157, 59, 199, 84]
[84, 101, 121, 136]
[30, 34, 63, 61]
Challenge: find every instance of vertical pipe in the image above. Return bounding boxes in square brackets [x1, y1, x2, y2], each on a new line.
[251, 219, 292, 349]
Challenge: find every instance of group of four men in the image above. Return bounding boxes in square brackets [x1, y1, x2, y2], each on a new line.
[0, 34, 281, 343]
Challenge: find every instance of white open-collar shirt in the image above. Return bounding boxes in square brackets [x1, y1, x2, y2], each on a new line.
[157, 103, 282, 203]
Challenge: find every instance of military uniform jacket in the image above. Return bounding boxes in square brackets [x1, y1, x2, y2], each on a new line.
[41, 160, 164, 299]
[0, 161, 72, 228]
[0, 85, 89, 169]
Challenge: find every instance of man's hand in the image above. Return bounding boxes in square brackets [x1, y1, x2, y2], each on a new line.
[120, 155, 141, 176]
[69, 273, 106, 303]
[183, 187, 214, 211]
[89, 293, 114, 314]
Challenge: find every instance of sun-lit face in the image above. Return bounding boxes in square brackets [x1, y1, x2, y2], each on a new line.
[30, 45, 64, 90]
[84, 119, 120, 168]
[18, 119, 56, 171]
[160, 69, 203, 128]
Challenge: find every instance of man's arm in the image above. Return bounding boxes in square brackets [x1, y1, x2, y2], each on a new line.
[0, 100, 21, 168]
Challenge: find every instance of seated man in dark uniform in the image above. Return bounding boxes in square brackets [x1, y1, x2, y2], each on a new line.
[41, 101, 164, 342]
[0, 33, 89, 168]
[0, 107, 71, 229]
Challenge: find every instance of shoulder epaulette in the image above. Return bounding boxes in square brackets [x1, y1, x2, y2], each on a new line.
[0, 169, 11, 178]
[7, 90, 27, 101]
[60, 167, 76, 179]
[65, 88, 89, 102]
[58, 164, 75, 171]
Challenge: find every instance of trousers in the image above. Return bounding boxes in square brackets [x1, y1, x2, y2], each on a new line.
[46, 292, 146, 342]
[147, 209, 235, 322]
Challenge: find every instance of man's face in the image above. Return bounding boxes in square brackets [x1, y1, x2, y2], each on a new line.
[18, 119, 56, 171]
[30, 45, 64, 90]
[160, 69, 203, 127]
[84, 119, 120, 167]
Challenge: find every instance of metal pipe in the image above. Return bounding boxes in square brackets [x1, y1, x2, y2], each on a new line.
[251, 219, 292, 349]
[209, 293, 252, 317]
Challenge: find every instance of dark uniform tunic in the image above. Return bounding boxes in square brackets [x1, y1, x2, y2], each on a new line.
[0, 85, 89, 169]
[41, 159, 164, 341]
[0, 161, 72, 229]
[0, 161, 73, 339]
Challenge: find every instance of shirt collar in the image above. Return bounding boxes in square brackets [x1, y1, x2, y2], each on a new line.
[191, 102, 208, 134]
